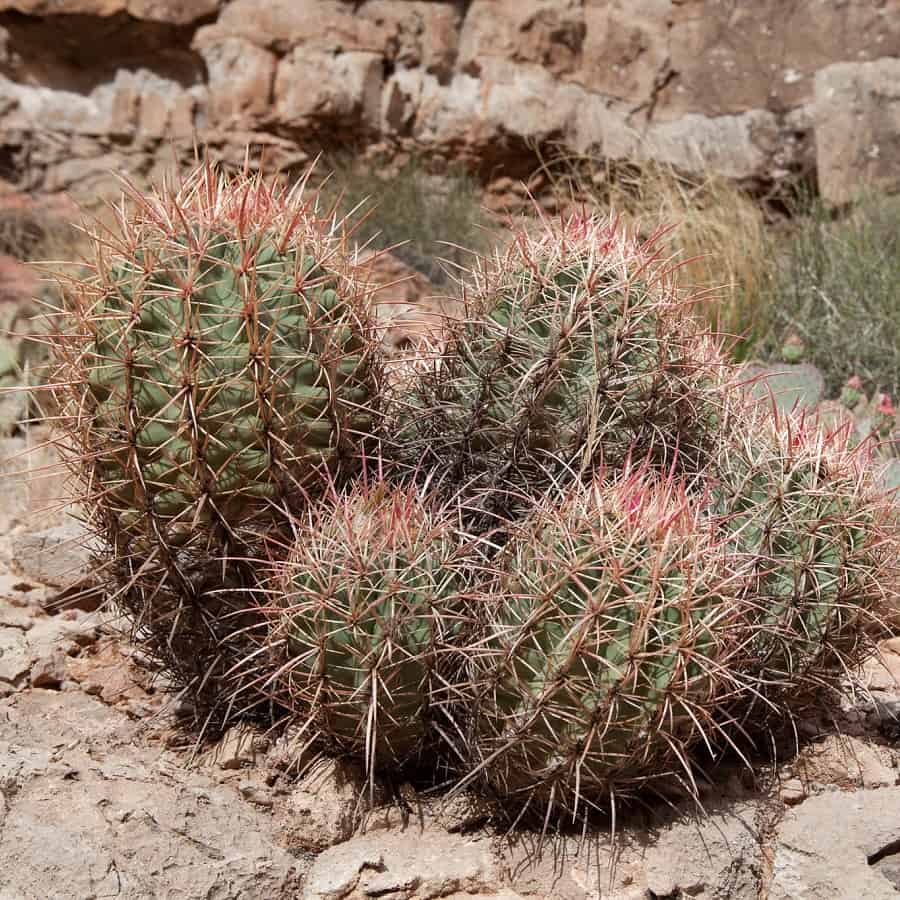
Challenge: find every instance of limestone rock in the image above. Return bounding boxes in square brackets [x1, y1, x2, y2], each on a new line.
[790, 735, 897, 791]
[274, 758, 367, 853]
[642, 802, 763, 900]
[28, 648, 66, 688]
[274, 49, 382, 131]
[195, 36, 276, 124]
[0, 625, 32, 684]
[769, 787, 900, 900]
[205, 723, 268, 770]
[0, 690, 303, 899]
[10, 521, 97, 592]
[816, 59, 900, 205]
[303, 828, 499, 900]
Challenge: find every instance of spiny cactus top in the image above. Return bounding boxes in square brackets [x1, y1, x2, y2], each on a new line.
[467, 472, 748, 816]
[256, 481, 467, 770]
[389, 212, 728, 528]
[52, 161, 379, 555]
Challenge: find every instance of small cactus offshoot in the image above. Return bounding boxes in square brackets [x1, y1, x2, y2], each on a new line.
[253, 481, 468, 771]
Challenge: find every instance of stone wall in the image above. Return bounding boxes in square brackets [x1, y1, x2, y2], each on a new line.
[0, 0, 898, 203]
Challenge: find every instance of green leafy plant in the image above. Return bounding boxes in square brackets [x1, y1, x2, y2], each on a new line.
[766, 193, 900, 396]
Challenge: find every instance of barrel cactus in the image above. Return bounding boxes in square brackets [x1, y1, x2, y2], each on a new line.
[711, 406, 895, 683]
[465, 473, 748, 817]
[47, 161, 380, 716]
[463, 449, 895, 818]
[387, 214, 727, 529]
[255, 482, 468, 771]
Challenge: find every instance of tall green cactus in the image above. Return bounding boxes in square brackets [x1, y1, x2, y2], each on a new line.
[47, 162, 380, 716]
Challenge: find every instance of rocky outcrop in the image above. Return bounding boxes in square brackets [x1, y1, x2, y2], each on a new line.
[0, 0, 897, 202]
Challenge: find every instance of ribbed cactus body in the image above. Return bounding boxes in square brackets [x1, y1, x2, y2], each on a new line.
[389, 216, 724, 526]
[469, 475, 746, 814]
[49, 162, 379, 716]
[82, 213, 375, 549]
[712, 409, 892, 674]
[260, 483, 465, 769]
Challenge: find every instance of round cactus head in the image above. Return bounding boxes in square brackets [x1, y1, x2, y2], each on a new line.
[468, 472, 748, 818]
[712, 403, 896, 678]
[388, 211, 730, 531]
[256, 481, 468, 771]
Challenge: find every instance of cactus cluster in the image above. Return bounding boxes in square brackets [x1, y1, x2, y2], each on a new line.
[44, 160, 898, 821]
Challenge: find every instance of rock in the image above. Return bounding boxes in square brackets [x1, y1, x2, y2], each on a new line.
[274, 758, 367, 853]
[0, 573, 48, 609]
[816, 59, 900, 206]
[0, 601, 34, 630]
[0, 0, 898, 198]
[443, 894, 526, 900]
[195, 36, 277, 124]
[791, 735, 897, 791]
[780, 778, 807, 806]
[28, 649, 66, 688]
[861, 643, 900, 693]
[457, 0, 586, 78]
[9, 521, 97, 593]
[206, 723, 266, 770]
[0, 690, 303, 899]
[769, 787, 900, 900]
[126, 0, 221, 25]
[200, 0, 385, 54]
[0, 625, 32, 684]
[65, 637, 158, 708]
[274, 49, 383, 131]
[303, 828, 499, 900]
[361, 1, 461, 80]
[642, 802, 763, 900]
[0, 0, 218, 19]
[0, 435, 67, 536]
[239, 777, 274, 808]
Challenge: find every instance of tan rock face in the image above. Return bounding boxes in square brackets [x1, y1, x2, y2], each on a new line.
[815, 58, 900, 205]
[0, 0, 896, 202]
[0, 0, 218, 21]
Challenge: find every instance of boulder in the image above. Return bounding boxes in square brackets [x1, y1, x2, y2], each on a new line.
[816, 59, 900, 205]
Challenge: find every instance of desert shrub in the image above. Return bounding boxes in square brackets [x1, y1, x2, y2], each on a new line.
[322, 155, 492, 285]
[765, 192, 900, 396]
[535, 152, 773, 359]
